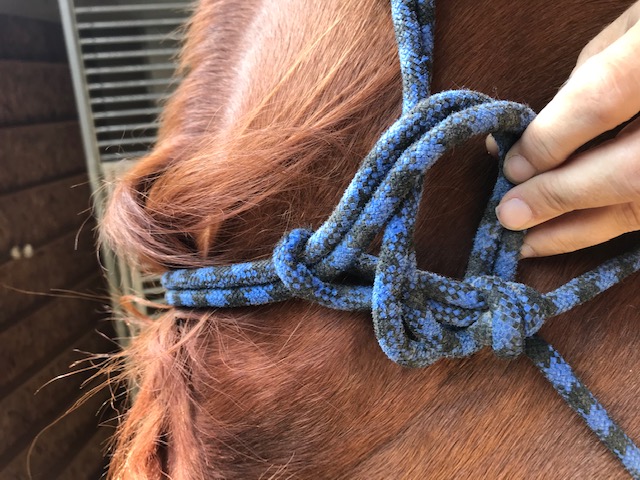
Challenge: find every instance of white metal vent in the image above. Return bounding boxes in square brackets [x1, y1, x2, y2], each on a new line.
[61, 1, 189, 162]
[59, 0, 193, 338]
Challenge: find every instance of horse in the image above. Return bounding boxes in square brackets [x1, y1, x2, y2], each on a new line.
[101, 0, 640, 478]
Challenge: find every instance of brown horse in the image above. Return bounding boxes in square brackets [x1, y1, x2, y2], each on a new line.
[102, 0, 640, 478]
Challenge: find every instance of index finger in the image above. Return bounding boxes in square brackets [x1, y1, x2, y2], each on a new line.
[573, 1, 640, 72]
[504, 20, 640, 184]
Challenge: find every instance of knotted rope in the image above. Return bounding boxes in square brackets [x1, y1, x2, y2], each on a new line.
[162, 0, 640, 475]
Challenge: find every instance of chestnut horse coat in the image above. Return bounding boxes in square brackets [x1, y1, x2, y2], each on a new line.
[102, 0, 640, 478]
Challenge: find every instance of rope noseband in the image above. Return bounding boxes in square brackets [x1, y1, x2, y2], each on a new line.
[162, 0, 640, 475]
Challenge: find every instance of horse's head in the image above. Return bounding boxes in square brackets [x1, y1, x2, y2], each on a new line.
[101, 1, 640, 478]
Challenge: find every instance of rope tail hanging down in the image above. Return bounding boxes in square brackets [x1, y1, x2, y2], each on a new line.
[161, 0, 640, 476]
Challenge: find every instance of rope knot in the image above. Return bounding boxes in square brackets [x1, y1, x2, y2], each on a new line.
[272, 227, 365, 309]
[272, 227, 316, 294]
[467, 275, 547, 358]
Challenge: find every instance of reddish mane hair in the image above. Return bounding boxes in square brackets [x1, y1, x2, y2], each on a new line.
[102, 0, 640, 478]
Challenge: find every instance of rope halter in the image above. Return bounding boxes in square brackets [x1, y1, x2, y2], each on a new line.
[161, 0, 640, 476]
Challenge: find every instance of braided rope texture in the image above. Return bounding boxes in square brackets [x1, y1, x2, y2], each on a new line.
[162, 0, 640, 475]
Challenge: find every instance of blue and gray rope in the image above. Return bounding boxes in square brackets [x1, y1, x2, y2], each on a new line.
[162, 0, 640, 476]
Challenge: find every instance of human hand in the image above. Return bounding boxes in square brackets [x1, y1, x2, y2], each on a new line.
[490, 1, 640, 258]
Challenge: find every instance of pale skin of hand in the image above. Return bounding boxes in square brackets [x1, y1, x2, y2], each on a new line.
[488, 1, 640, 258]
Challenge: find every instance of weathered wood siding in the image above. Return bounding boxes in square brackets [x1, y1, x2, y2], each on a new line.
[0, 14, 115, 480]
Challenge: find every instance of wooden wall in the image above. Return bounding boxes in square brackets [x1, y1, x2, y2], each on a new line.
[0, 14, 116, 479]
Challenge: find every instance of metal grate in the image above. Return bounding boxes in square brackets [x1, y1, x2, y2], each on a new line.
[60, 0, 189, 163]
[59, 0, 193, 338]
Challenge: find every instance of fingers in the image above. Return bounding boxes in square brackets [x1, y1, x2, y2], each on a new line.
[485, 2, 640, 160]
[489, 2, 640, 257]
[496, 120, 640, 230]
[618, 114, 640, 137]
[503, 20, 640, 184]
[573, 1, 640, 72]
[521, 203, 640, 257]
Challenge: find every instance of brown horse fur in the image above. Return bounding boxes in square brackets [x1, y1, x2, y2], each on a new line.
[101, 0, 640, 478]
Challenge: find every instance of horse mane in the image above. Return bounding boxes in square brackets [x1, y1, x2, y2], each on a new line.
[101, 0, 640, 478]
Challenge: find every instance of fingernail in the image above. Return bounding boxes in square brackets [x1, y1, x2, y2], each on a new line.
[486, 135, 499, 157]
[495, 198, 532, 230]
[504, 155, 536, 183]
[520, 243, 536, 259]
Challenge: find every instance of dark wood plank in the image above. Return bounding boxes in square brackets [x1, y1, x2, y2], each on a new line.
[0, 323, 114, 461]
[0, 15, 67, 63]
[54, 423, 113, 480]
[0, 12, 118, 479]
[0, 60, 76, 127]
[0, 122, 85, 193]
[0, 227, 103, 329]
[0, 275, 109, 394]
[0, 386, 113, 478]
[0, 173, 93, 259]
